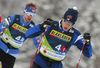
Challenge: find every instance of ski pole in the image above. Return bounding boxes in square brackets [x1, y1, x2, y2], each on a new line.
[29, 26, 48, 68]
[76, 40, 86, 68]
[0, 15, 2, 23]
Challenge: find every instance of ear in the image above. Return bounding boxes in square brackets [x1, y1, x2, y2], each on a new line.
[62, 18, 64, 22]
[62, 18, 64, 20]
[23, 12, 26, 15]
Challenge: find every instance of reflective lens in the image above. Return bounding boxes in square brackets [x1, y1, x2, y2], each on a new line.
[26, 12, 35, 17]
[64, 19, 72, 26]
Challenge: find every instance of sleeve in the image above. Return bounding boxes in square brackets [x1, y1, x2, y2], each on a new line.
[25, 24, 44, 38]
[0, 15, 15, 33]
[73, 31, 92, 58]
[33, 36, 41, 48]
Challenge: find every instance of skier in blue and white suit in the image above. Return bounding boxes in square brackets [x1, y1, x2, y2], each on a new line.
[26, 7, 92, 68]
[0, 2, 40, 68]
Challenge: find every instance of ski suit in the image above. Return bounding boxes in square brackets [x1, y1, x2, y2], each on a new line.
[0, 15, 40, 68]
[26, 20, 92, 68]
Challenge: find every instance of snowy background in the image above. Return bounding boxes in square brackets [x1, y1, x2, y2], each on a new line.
[0, 0, 100, 68]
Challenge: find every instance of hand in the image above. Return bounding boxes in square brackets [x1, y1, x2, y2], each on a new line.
[40, 18, 53, 29]
[83, 33, 91, 46]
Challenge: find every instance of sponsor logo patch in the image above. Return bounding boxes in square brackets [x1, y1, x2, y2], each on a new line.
[49, 30, 72, 42]
[43, 50, 47, 54]
[12, 23, 28, 33]
[61, 46, 67, 52]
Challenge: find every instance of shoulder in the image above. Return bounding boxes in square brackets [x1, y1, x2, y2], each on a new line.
[10, 14, 20, 18]
[51, 21, 59, 25]
[9, 14, 21, 20]
[73, 28, 81, 36]
[8, 14, 15, 19]
[52, 21, 58, 23]
[5, 14, 16, 24]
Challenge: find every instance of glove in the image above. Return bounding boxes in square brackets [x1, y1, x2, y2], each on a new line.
[46, 18, 53, 22]
[83, 33, 91, 46]
[40, 18, 53, 29]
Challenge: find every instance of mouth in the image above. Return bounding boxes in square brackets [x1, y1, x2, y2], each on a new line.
[64, 27, 68, 30]
[28, 18, 31, 21]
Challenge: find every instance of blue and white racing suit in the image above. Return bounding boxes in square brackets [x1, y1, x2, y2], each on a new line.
[0, 14, 40, 58]
[25, 20, 92, 68]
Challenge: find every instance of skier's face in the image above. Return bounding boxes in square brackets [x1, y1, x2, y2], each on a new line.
[23, 12, 35, 22]
[62, 18, 73, 31]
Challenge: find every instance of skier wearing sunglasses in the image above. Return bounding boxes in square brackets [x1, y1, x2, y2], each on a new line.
[0, 2, 40, 68]
[26, 7, 92, 68]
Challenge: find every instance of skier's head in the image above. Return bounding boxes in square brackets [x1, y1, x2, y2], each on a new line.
[61, 6, 79, 31]
[24, 2, 37, 13]
[62, 6, 79, 25]
[23, 2, 37, 22]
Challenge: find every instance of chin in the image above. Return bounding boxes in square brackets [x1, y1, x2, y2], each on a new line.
[27, 20, 31, 22]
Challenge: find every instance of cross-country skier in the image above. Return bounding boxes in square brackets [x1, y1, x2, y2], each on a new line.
[26, 7, 92, 68]
[0, 2, 40, 68]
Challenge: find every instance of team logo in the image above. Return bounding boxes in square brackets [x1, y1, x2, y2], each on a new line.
[3, 21, 8, 26]
[36, 39, 40, 43]
[66, 15, 72, 21]
[43, 50, 47, 54]
[30, 7, 36, 10]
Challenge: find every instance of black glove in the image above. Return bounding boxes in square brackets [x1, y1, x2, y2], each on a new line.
[40, 18, 53, 29]
[46, 18, 53, 22]
[83, 33, 91, 46]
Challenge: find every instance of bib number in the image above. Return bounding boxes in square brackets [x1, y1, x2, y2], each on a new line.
[55, 44, 62, 50]
[15, 36, 24, 42]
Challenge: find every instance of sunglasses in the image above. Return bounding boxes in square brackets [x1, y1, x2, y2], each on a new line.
[25, 12, 35, 17]
[64, 19, 73, 26]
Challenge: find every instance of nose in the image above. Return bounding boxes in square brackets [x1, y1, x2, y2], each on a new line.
[29, 15, 33, 18]
[65, 24, 70, 27]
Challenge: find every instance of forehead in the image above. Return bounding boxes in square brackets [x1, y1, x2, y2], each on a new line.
[26, 12, 35, 14]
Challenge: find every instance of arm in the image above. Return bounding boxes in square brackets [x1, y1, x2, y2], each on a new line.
[25, 19, 52, 38]
[74, 33, 92, 58]
[0, 15, 15, 33]
[25, 24, 45, 38]
[0, 15, 15, 38]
